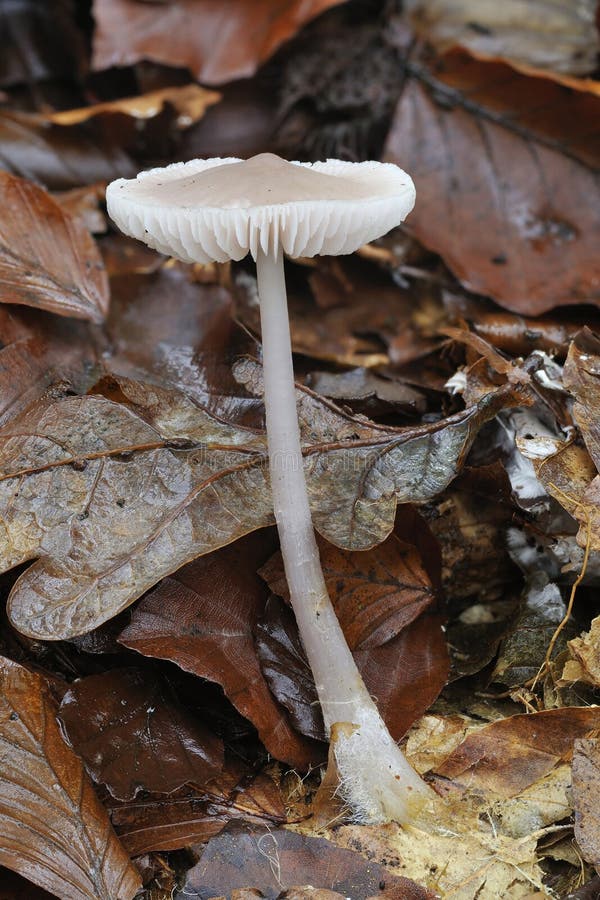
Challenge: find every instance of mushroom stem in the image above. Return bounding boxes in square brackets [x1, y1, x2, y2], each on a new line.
[256, 247, 434, 824]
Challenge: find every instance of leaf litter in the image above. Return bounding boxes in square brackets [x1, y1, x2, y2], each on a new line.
[0, 0, 599, 897]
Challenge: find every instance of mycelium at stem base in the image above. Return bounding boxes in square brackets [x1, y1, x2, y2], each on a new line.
[256, 246, 434, 824]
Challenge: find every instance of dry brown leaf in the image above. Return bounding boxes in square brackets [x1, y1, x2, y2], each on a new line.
[435, 707, 600, 797]
[0, 656, 141, 900]
[572, 738, 600, 868]
[92, 0, 347, 85]
[0, 173, 109, 321]
[563, 617, 600, 687]
[405, 0, 600, 76]
[384, 50, 600, 315]
[0, 361, 518, 641]
[325, 823, 545, 899]
[49, 84, 221, 128]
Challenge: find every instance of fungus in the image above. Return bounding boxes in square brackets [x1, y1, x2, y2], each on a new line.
[106, 153, 435, 824]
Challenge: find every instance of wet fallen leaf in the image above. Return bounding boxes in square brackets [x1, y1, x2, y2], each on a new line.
[92, 0, 347, 85]
[0, 0, 85, 88]
[385, 49, 600, 314]
[256, 596, 324, 742]
[176, 821, 433, 900]
[235, 257, 440, 369]
[0, 656, 141, 900]
[435, 707, 600, 796]
[0, 109, 135, 190]
[573, 738, 600, 868]
[305, 368, 425, 418]
[1, 359, 518, 641]
[49, 83, 221, 128]
[0, 304, 102, 427]
[260, 529, 435, 650]
[58, 666, 224, 800]
[0, 173, 109, 321]
[405, 0, 600, 76]
[118, 532, 320, 769]
[109, 761, 286, 855]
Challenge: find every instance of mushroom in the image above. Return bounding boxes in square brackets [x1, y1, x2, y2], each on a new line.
[106, 153, 435, 824]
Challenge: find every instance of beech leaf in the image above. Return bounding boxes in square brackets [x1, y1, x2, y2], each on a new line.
[58, 667, 224, 801]
[92, 0, 348, 85]
[0, 656, 141, 900]
[384, 50, 600, 314]
[0, 173, 109, 322]
[0, 359, 520, 641]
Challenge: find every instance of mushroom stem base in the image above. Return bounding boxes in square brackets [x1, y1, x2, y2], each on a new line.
[255, 247, 433, 824]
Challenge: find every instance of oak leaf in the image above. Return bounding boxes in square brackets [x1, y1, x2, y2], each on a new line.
[1, 362, 518, 641]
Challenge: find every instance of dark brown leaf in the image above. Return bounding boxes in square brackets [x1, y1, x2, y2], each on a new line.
[59, 667, 224, 800]
[110, 761, 286, 855]
[0, 0, 85, 88]
[0, 110, 135, 190]
[385, 50, 600, 314]
[0, 304, 102, 427]
[256, 595, 448, 742]
[435, 707, 600, 796]
[256, 597, 324, 742]
[92, 0, 347, 85]
[176, 822, 434, 900]
[0, 359, 518, 642]
[260, 530, 435, 650]
[0, 173, 109, 321]
[573, 738, 600, 868]
[0, 656, 141, 900]
[118, 533, 321, 769]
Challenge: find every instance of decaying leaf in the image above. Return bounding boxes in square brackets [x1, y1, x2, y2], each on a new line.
[177, 822, 434, 900]
[385, 50, 600, 314]
[92, 0, 347, 85]
[572, 738, 600, 868]
[405, 0, 600, 76]
[260, 529, 435, 650]
[118, 533, 320, 769]
[58, 667, 224, 800]
[0, 305, 102, 427]
[48, 84, 221, 128]
[562, 616, 600, 687]
[109, 760, 287, 856]
[1, 360, 519, 641]
[327, 822, 546, 899]
[0, 110, 135, 190]
[435, 707, 600, 796]
[0, 173, 109, 321]
[256, 595, 449, 744]
[0, 0, 85, 88]
[0, 656, 141, 900]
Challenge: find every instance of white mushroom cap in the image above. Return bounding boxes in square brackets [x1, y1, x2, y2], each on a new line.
[106, 153, 415, 263]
